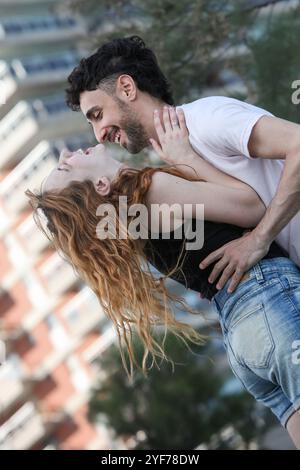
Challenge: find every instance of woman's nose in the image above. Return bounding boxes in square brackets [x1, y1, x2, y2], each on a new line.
[59, 148, 72, 164]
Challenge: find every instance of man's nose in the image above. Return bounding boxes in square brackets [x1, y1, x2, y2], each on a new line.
[95, 127, 108, 144]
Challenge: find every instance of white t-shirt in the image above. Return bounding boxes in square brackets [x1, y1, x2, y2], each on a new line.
[179, 96, 300, 267]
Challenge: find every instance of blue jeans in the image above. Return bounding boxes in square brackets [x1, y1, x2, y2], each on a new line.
[212, 257, 300, 427]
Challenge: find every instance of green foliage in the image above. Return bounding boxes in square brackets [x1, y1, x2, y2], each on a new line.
[66, 0, 257, 103]
[241, 1, 300, 121]
[88, 333, 263, 449]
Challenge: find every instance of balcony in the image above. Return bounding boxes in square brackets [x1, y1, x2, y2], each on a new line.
[17, 210, 50, 255]
[0, 95, 89, 170]
[61, 286, 106, 337]
[0, 60, 17, 110]
[0, 133, 95, 218]
[0, 355, 26, 414]
[0, 51, 81, 116]
[39, 252, 81, 296]
[0, 141, 57, 215]
[0, 402, 46, 449]
[32, 323, 107, 381]
[0, 0, 57, 3]
[0, 15, 85, 46]
[83, 327, 116, 364]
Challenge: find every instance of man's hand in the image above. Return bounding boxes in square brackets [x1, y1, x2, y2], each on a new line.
[199, 230, 271, 293]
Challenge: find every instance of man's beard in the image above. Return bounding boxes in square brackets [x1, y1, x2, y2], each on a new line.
[115, 98, 149, 154]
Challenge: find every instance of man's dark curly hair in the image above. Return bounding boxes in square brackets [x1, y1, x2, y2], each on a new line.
[65, 35, 174, 111]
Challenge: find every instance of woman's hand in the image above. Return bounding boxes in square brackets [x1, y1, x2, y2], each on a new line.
[150, 106, 192, 165]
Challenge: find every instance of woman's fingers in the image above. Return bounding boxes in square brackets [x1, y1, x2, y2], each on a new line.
[154, 107, 186, 141]
[177, 108, 188, 135]
[169, 106, 180, 130]
[163, 106, 172, 133]
[154, 109, 165, 144]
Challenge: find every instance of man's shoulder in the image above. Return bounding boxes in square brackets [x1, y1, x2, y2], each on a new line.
[178, 96, 241, 130]
[177, 96, 236, 138]
[179, 95, 271, 115]
[178, 96, 273, 136]
[179, 95, 237, 113]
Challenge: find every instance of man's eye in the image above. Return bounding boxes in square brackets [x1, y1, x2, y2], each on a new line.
[94, 112, 102, 120]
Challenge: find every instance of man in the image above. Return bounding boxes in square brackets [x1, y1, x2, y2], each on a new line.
[65, 35, 300, 294]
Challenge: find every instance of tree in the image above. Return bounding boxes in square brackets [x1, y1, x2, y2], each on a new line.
[61, 0, 260, 103]
[233, 0, 300, 121]
[88, 332, 266, 449]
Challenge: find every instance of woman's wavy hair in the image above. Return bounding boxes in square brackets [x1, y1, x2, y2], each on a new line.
[25, 165, 206, 380]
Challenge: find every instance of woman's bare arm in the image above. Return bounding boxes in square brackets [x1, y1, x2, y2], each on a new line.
[146, 171, 266, 231]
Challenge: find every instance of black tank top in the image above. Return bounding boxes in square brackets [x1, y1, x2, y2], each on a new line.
[143, 219, 287, 300]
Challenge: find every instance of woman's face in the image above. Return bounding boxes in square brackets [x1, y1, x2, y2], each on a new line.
[42, 144, 125, 195]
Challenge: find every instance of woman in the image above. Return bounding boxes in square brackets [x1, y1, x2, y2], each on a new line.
[25, 110, 300, 447]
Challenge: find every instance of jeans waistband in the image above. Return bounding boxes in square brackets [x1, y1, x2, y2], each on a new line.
[212, 257, 300, 311]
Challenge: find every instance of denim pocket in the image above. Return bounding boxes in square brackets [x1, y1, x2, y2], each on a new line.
[227, 303, 275, 369]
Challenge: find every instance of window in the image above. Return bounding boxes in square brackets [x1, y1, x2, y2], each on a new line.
[3, 16, 77, 38]
[0, 289, 15, 316]
[4, 24, 22, 34]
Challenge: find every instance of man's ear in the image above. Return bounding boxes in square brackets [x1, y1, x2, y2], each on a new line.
[116, 74, 137, 101]
[95, 176, 111, 196]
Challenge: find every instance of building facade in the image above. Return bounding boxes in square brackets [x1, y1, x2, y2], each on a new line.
[0, 0, 122, 450]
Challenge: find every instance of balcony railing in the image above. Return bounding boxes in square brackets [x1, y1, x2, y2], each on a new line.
[0, 51, 81, 104]
[0, 356, 26, 414]
[39, 251, 80, 296]
[0, 15, 85, 45]
[0, 141, 57, 214]
[61, 286, 106, 336]
[0, 95, 88, 169]
[0, 0, 57, 3]
[0, 133, 95, 218]
[0, 61, 17, 106]
[0, 402, 46, 450]
[83, 327, 116, 364]
[17, 211, 50, 254]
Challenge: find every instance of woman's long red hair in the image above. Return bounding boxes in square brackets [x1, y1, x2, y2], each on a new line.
[25, 165, 206, 380]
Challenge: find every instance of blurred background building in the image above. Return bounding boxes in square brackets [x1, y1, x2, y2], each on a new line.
[0, 0, 123, 450]
[0, 0, 298, 450]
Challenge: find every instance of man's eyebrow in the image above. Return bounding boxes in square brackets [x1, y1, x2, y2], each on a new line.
[85, 105, 102, 121]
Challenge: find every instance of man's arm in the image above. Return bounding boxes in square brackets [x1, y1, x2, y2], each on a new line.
[247, 115, 300, 242]
[200, 115, 300, 293]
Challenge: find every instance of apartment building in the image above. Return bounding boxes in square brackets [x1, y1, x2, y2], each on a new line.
[2, 0, 294, 452]
[0, 0, 125, 450]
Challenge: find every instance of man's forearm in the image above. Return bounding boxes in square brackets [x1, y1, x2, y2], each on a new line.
[253, 149, 300, 245]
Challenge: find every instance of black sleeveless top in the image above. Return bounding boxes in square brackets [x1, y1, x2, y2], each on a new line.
[143, 219, 287, 300]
